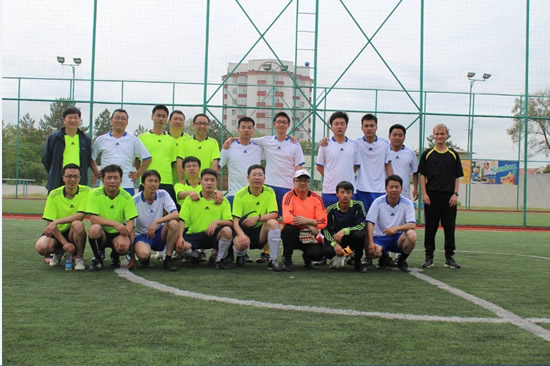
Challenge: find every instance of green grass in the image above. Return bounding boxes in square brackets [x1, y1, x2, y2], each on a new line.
[2, 198, 45, 215]
[3, 219, 550, 365]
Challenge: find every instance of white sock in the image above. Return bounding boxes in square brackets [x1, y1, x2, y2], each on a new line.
[216, 238, 232, 261]
[234, 247, 248, 257]
[267, 229, 281, 261]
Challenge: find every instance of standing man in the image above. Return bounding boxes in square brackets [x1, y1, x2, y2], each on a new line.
[366, 175, 417, 272]
[167, 110, 191, 184]
[132, 170, 180, 271]
[232, 164, 282, 271]
[42, 107, 92, 192]
[35, 164, 91, 270]
[355, 113, 393, 214]
[92, 109, 152, 195]
[179, 169, 233, 269]
[180, 113, 221, 174]
[418, 123, 463, 269]
[138, 105, 178, 205]
[86, 165, 139, 271]
[316, 111, 360, 208]
[281, 169, 328, 271]
[219, 116, 263, 205]
[388, 124, 418, 201]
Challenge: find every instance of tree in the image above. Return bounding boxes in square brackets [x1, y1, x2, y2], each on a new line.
[133, 124, 147, 137]
[508, 90, 550, 157]
[93, 108, 111, 141]
[38, 98, 72, 136]
[543, 164, 550, 174]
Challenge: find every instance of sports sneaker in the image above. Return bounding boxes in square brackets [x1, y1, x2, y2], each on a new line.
[268, 259, 282, 272]
[385, 255, 398, 268]
[208, 249, 218, 265]
[354, 264, 368, 273]
[362, 257, 373, 267]
[236, 255, 246, 267]
[283, 258, 293, 272]
[444, 257, 461, 269]
[329, 255, 346, 269]
[154, 251, 164, 260]
[190, 250, 201, 266]
[215, 260, 231, 270]
[140, 257, 150, 268]
[74, 258, 86, 271]
[377, 252, 390, 269]
[397, 258, 410, 272]
[163, 257, 178, 271]
[312, 257, 326, 266]
[110, 254, 121, 269]
[256, 252, 269, 263]
[244, 253, 253, 263]
[49, 253, 63, 267]
[199, 250, 207, 263]
[88, 258, 103, 271]
[422, 257, 434, 268]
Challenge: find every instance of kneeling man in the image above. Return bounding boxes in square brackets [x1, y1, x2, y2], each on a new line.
[133, 170, 180, 271]
[232, 164, 282, 271]
[366, 175, 417, 272]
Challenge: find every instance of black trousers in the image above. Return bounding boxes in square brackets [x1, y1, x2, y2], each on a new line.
[424, 190, 457, 259]
[323, 230, 365, 262]
[281, 225, 332, 262]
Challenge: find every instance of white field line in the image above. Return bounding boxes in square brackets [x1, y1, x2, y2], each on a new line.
[117, 268, 508, 324]
[452, 249, 550, 261]
[409, 268, 550, 343]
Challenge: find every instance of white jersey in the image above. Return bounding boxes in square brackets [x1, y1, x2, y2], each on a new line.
[355, 136, 391, 193]
[133, 189, 177, 235]
[92, 132, 151, 189]
[388, 145, 418, 200]
[366, 194, 416, 237]
[219, 139, 264, 197]
[251, 136, 305, 189]
[316, 137, 360, 194]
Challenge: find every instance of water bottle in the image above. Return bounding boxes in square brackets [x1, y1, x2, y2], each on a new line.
[65, 253, 73, 271]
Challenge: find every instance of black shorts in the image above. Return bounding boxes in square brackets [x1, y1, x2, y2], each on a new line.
[103, 231, 122, 248]
[40, 230, 70, 248]
[241, 226, 264, 250]
[184, 227, 224, 250]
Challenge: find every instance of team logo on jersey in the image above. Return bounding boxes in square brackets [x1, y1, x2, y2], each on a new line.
[158, 139, 161, 143]
[277, 146, 281, 149]
[395, 156, 400, 159]
[340, 148, 344, 151]
[205, 206, 210, 210]
[116, 142, 120, 146]
[69, 204, 74, 208]
[110, 205, 115, 209]
[244, 150, 247, 153]
[256, 201, 260, 205]
[150, 209, 154, 213]
[368, 147, 373, 151]
[198, 146, 202, 150]
[390, 212, 395, 216]
[71, 142, 75, 145]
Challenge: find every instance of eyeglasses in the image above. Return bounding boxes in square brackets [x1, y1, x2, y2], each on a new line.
[274, 120, 289, 125]
[295, 178, 310, 183]
[194, 122, 209, 126]
[112, 116, 128, 121]
[63, 174, 80, 179]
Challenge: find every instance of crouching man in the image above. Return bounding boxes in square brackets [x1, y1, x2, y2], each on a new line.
[132, 170, 180, 271]
[35, 163, 91, 270]
[366, 175, 416, 272]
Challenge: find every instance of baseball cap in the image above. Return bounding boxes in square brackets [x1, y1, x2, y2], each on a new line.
[293, 169, 310, 179]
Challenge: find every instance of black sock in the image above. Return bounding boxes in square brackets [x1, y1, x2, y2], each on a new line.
[399, 252, 409, 262]
[88, 238, 103, 265]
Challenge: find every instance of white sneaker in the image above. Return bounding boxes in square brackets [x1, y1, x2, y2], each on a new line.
[74, 258, 86, 271]
[49, 253, 63, 267]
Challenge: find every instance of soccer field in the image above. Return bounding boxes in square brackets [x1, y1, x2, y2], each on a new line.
[3, 218, 550, 365]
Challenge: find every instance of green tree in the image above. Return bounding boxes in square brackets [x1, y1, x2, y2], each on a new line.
[38, 98, 72, 135]
[93, 108, 111, 141]
[133, 124, 147, 137]
[508, 90, 550, 157]
[543, 164, 550, 174]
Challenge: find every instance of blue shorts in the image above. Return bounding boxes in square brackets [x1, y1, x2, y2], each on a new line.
[373, 233, 402, 254]
[134, 227, 165, 251]
[356, 190, 384, 214]
[266, 185, 290, 215]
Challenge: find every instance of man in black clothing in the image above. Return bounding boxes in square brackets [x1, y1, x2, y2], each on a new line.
[418, 123, 464, 269]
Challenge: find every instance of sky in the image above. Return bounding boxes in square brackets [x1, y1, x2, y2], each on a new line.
[2, 0, 550, 165]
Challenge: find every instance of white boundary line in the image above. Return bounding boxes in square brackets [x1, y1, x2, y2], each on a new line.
[117, 269, 524, 325]
[409, 269, 550, 342]
[454, 249, 550, 261]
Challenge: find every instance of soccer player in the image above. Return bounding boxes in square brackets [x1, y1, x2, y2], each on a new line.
[174, 156, 204, 208]
[281, 169, 327, 271]
[316, 111, 360, 208]
[388, 123, 418, 201]
[179, 169, 233, 269]
[323, 181, 368, 273]
[92, 109, 152, 195]
[180, 114, 221, 173]
[132, 170, 181, 271]
[86, 164, 139, 271]
[167, 110, 191, 184]
[232, 164, 282, 271]
[35, 164, 91, 270]
[219, 116, 263, 205]
[366, 175, 417, 272]
[138, 105, 178, 205]
[42, 107, 92, 192]
[418, 123, 463, 269]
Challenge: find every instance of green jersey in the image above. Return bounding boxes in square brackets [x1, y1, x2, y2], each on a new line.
[179, 193, 232, 234]
[174, 180, 202, 208]
[42, 185, 91, 232]
[232, 185, 278, 228]
[63, 134, 80, 167]
[170, 132, 191, 184]
[181, 136, 220, 173]
[139, 131, 177, 184]
[86, 186, 138, 234]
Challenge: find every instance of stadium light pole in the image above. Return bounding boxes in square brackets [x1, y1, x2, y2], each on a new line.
[466, 72, 491, 209]
[57, 56, 82, 104]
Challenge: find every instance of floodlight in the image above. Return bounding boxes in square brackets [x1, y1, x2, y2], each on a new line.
[57, 56, 65, 64]
[73, 58, 82, 65]
[467, 72, 475, 78]
[482, 73, 491, 80]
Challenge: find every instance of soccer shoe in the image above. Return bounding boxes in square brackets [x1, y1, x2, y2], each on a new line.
[163, 258, 178, 271]
[110, 255, 121, 269]
[236, 255, 246, 267]
[362, 257, 373, 267]
[222, 250, 234, 265]
[283, 259, 293, 272]
[385, 255, 398, 268]
[422, 257, 434, 268]
[208, 249, 218, 265]
[346, 254, 355, 266]
[199, 250, 207, 263]
[88, 258, 103, 272]
[244, 253, 253, 263]
[268, 259, 282, 272]
[354, 264, 368, 273]
[140, 257, 150, 268]
[397, 258, 410, 272]
[377, 252, 390, 269]
[444, 257, 461, 269]
[311, 257, 326, 266]
[74, 258, 86, 271]
[190, 250, 201, 266]
[49, 253, 63, 267]
[329, 255, 346, 269]
[154, 251, 165, 260]
[215, 260, 231, 270]
[256, 252, 269, 263]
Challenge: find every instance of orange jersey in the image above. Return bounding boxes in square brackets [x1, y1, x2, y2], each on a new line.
[282, 189, 327, 229]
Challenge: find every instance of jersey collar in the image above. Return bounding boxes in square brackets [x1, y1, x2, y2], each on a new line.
[140, 191, 157, 203]
[109, 131, 128, 137]
[247, 186, 264, 195]
[362, 135, 378, 143]
[63, 185, 80, 198]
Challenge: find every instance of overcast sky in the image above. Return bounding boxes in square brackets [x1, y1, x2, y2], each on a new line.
[2, 0, 549, 165]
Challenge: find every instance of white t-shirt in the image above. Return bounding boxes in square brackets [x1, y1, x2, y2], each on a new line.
[133, 189, 177, 235]
[316, 137, 360, 194]
[219, 139, 264, 197]
[92, 132, 151, 189]
[388, 145, 418, 200]
[366, 194, 416, 237]
[355, 136, 391, 193]
[251, 136, 305, 189]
